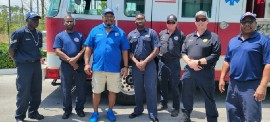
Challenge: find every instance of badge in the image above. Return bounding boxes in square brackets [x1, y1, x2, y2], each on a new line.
[97, 34, 103, 36]
[115, 32, 119, 37]
[160, 36, 165, 40]
[145, 35, 150, 38]
[188, 39, 193, 42]
[10, 39, 17, 44]
[74, 37, 79, 42]
[203, 39, 208, 43]
[132, 36, 137, 39]
[174, 36, 178, 40]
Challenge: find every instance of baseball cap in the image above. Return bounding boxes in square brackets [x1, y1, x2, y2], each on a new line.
[102, 8, 114, 15]
[25, 12, 41, 19]
[240, 12, 256, 21]
[195, 11, 208, 19]
[167, 14, 177, 22]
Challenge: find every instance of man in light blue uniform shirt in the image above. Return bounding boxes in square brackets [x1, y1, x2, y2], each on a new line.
[84, 8, 130, 122]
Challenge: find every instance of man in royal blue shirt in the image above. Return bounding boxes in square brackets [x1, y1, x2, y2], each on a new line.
[53, 15, 86, 119]
[219, 12, 270, 122]
[84, 8, 130, 122]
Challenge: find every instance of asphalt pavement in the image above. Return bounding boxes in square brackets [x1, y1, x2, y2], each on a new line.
[0, 74, 270, 122]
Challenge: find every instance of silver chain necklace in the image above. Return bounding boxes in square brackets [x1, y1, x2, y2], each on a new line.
[27, 28, 39, 46]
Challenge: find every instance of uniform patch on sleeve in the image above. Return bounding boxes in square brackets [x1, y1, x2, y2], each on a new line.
[10, 39, 17, 44]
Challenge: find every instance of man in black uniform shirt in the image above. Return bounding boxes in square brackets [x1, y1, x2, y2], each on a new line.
[157, 14, 185, 117]
[180, 11, 221, 122]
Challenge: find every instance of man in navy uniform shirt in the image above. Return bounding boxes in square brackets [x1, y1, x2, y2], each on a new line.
[219, 12, 270, 122]
[53, 15, 86, 119]
[128, 13, 160, 122]
[181, 11, 221, 122]
[157, 14, 185, 117]
[9, 11, 44, 122]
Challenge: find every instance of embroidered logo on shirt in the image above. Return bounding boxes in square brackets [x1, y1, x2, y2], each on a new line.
[203, 39, 208, 43]
[145, 35, 150, 38]
[188, 39, 193, 42]
[174, 36, 179, 40]
[115, 33, 119, 37]
[132, 36, 137, 39]
[74, 37, 79, 42]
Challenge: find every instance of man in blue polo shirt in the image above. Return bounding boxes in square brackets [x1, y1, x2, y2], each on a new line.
[84, 8, 130, 122]
[219, 12, 270, 122]
[53, 15, 86, 119]
[9, 11, 44, 122]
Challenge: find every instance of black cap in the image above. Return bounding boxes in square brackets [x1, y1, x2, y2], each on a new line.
[167, 14, 177, 22]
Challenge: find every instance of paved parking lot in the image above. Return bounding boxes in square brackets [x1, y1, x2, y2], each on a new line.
[0, 74, 270, 122]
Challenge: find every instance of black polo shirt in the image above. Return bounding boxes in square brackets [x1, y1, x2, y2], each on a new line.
[182, 30, 221, 68]
[159, 28, 185, 60]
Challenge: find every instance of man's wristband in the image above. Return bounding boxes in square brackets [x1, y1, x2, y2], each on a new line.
[198, 60, 201, 65]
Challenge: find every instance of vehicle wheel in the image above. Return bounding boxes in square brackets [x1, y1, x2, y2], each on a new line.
[116, 67, 136, 105]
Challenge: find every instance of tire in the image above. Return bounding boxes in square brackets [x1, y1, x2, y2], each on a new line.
[116, 67, 136, 105]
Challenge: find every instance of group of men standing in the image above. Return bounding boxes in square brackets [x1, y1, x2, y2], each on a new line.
[9, 7, 270, 122]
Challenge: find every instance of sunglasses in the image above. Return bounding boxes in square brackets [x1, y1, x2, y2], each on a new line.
[240, 20, 255, 24]
[195, 18, 207, 22]
[167, 21, 176, 24]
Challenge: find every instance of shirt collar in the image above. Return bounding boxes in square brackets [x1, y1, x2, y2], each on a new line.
[193, 29, 210, 37]
[237, 31, 259, 40]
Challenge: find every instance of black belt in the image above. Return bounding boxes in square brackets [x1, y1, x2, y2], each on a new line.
[25, 59, 40, 62]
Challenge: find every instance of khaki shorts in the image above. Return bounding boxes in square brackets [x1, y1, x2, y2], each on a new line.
[91, 71, 121, 93]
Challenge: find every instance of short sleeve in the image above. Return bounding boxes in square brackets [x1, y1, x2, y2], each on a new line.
[9, 30, 20, 49]
[120, 32, 130, 50]
[84, 29, 95, 48]
[53, 34, 63, 49]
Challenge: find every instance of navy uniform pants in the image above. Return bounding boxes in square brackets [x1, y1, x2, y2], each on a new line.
[181, 66, 218, 122]
[226, 79, 261, 122]
[15, 62, 42, 120]
[60, 62, 86, 113]
[158, 59, 180, 110]
[132, 60, 158, 118]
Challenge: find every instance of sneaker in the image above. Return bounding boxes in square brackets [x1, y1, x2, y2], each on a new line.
[171, 109, 179, 117]
[157, 104, 168, 111]
[89, 112, 99, 122]
[28, 112, 44, 120]
[107, 109, 116, 122]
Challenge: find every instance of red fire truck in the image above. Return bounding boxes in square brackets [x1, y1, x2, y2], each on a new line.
[45, 0, 270, 104]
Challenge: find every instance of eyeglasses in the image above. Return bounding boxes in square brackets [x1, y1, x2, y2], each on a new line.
[240, 20, 255, 24]
[195, 18, 207, 22]
[167, 21, 176, 24]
